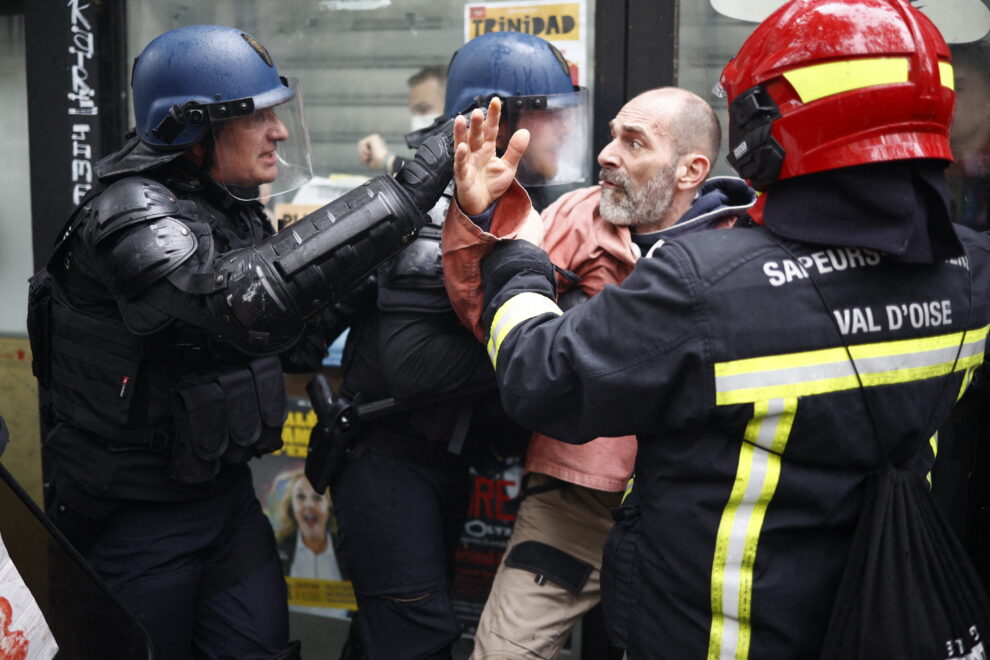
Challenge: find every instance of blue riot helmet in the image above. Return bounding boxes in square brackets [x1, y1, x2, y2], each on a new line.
[445, 31, 590, 187]
[131, 25, 313, 200]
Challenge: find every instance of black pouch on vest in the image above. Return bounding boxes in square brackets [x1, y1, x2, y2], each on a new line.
[28, 188, 97, 391]
[249, 357, 288, 455]
[217, 368, 262, 465]
[170, 381, 228, 484]
[504, 540, 593, 595]
[27, 269, 54, 388]
[169, 357, 287, 484]
[820, 466, 990, 659]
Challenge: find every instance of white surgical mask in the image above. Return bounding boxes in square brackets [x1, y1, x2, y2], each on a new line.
[410, 113, 438, 133]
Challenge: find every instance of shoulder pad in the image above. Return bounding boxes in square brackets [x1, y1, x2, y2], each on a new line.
[377, 228, 450, 313]
[92, 177, 181, 245]
[380, 226, 443, 288]
[106, 217, 196, 296]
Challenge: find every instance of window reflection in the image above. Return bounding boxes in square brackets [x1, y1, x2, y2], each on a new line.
[947, 39, 990, 230]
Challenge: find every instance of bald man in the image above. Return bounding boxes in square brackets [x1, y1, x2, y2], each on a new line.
[441, 88, 756, 659]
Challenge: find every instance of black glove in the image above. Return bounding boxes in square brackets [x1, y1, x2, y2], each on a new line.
[394, 118, 454, 213]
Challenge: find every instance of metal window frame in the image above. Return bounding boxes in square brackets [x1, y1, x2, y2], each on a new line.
[25, 1, 127, 271]
[592, 0, 677, 163]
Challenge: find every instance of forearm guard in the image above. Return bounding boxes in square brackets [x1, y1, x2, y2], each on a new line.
[216, 175, 423, 338]
[211, 122, 453, 345]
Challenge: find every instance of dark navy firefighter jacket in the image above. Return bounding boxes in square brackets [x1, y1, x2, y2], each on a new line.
[474, 162, 990, 659]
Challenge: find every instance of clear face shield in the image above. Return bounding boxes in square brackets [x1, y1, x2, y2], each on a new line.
[207, 77, 314, 202]
[502, 88, 590, 187]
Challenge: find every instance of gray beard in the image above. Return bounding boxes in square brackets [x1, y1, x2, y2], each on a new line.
[599, 162, 678, 228]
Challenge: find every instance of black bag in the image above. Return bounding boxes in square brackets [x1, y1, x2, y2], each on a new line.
[767, 235, 990, 659]
[820, 465, 990, 659]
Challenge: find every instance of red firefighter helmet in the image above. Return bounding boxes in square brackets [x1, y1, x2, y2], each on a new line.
[719, 0, 955, 190]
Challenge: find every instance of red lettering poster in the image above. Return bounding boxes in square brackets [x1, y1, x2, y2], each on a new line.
[451, 461, 523, 635]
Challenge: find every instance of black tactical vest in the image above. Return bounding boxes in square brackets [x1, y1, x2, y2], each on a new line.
[28, 175, 288, 502]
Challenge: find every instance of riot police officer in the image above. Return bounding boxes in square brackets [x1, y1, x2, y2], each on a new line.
[29, 25, 451, 660]
[328, 32, 589, 659]
[440, 30, 590, 212]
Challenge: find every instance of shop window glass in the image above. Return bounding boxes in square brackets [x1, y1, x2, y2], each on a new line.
[126, 0, 594, 198]
[0, 15, 31, 335]
[948, 37, 990, 230]
[677, 0, 990, 216]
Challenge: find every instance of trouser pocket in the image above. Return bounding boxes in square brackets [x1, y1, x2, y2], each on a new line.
[504, 540, 593, 595]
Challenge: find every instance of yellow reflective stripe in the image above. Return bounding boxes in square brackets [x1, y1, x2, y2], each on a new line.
[709, 398, 797, 660]
[715, 326, 988, 405]
[927, 432, 938, 487]
[783, 57, 909, 103]
[939, 61, 955, 90]
[716, 326, 987, 376]
[782, 57, 956, 103]
[957, 366, 976, 401]
[622, 475, 635, 505]
[486, 292, 562, 368]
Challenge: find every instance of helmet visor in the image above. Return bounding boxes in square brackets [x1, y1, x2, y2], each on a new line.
[505, 88, 590, 187]
[208, 77, 314, 201]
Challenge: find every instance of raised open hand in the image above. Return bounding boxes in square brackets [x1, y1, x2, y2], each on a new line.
[453, 97, 531, 216]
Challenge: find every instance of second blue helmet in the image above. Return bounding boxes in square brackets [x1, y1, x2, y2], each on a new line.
[444, 31, 578, 118]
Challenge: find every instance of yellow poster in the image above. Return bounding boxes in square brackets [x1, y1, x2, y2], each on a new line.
[286, 577, 357, 610]
[465, 1, 588, 85]
[273, 203, 322, 230]
[253, 397, 356, 617]
[467, 2, 581, 40]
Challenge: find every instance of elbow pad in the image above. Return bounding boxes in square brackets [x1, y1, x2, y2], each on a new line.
[216, 174, 425, 335]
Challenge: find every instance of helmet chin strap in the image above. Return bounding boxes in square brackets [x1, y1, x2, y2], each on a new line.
[170, 153, 258, 212]
[183, 134, 216, 174]
[725, 85, 785, 190]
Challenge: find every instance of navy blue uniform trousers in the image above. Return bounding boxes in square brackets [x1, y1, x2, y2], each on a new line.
[333, 445, 470, 659]
[53, 467, 291, 660]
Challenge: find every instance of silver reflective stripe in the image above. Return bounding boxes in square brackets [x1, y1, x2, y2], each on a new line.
[486, 292, 562, 367]
[718, 342, 978, 393]
[708, 397, 797, 660]
[715, 327, 988, 405]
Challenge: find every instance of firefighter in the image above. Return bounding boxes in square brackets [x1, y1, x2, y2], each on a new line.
[444, 0, 990, 657]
